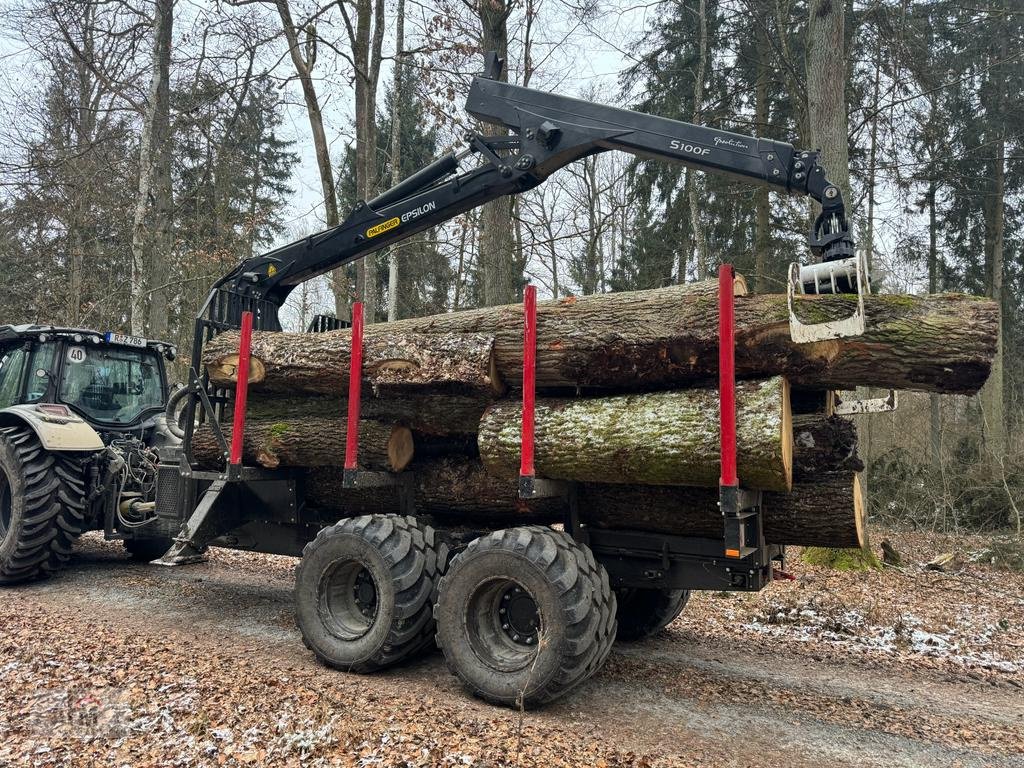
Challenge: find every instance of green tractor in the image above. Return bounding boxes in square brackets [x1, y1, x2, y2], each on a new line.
[0, 325, 181, 582]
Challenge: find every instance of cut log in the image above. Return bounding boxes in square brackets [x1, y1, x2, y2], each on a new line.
[204, 331, 502, 397]
[204, 282, 995, 395]
[791, 414, 863, 480]
[304, 457, 563, 522]
[579, 472, 865, 549]
[370, 283, 996, 395]
[192, 417, 412, 472]
[239, 393, 489, 438]
[302, 460, 864, 548]
[478, 377, 793, 492]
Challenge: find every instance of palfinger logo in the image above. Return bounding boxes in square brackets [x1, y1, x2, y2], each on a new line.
[366, 217, 400, 238]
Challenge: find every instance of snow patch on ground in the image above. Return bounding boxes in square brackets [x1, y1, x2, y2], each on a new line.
[742, 603, 1021, 674]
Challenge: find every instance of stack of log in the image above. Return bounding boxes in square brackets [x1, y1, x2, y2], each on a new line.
[193, 277, 998, 550]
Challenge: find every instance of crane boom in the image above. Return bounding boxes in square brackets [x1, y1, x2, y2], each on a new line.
[212, 54, 854, 310]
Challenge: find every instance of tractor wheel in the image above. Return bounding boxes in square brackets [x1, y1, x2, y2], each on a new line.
[0, 427, 89, 584]
[614, 588, 690, 641]
[124, 536, 174, 563]
[295, 515, 442, 673]
[434, 526, 617, 708]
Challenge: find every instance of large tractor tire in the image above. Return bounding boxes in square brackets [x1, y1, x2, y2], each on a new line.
[0, 427, 88, 584]
[614, 588, 690, 641]
[295, 515, 443, 673]
[434, 526, 617, 708]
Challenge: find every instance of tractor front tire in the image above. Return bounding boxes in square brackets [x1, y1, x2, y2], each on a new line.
[435, 526, 617, 708]
[0, 427, 88, 584]
[614, 588, 690, 641]
[295, 515, 442, 673]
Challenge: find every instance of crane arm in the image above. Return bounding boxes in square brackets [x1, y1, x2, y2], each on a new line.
[216, 54, 854, 308]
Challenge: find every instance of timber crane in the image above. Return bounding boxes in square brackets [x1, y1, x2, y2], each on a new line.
[198, 52, 863, 350]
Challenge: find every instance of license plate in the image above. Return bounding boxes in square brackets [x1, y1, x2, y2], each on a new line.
[105, 332, 147, 348]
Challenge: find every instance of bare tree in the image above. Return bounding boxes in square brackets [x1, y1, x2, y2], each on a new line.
[386, 0, 406, 321]
[268, 0, 350, 319]
[130, 0, 173, 336]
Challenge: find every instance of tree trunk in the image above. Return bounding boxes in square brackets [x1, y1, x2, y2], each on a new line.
[305, 457, 564, 523]
[478, 378, 793, 491]
[753, 16, 771, 293]
[477, 0, 518, 306]
[236, 393, 491, 438]
[689, 0, 709, 279]
[386, 0, 406, 322]
[129, 0, 173, 336]
[204, 331, 502, 396]
[806, 0, 852, 208]
[303, 461, 864, 548]
[193, 418, 412, 472]
[273, 3, 346, 317]
[582, 473, 864, 548]
[373, 280, 997, 395]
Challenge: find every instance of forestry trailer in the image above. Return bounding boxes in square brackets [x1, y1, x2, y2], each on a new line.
[0, 54, 867, 707]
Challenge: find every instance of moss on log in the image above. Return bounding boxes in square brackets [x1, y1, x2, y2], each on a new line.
[477, 377, 793, 492]
[205, 331, 502, 397]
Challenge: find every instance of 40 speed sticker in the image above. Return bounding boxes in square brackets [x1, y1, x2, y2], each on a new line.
[366, 217, 400, 238]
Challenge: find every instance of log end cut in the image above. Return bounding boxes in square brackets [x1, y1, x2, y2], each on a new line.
[852, 473, 866, 549]
[208, 354, 267, 388]
[780, 377, 793, 492]
[388, 425, 415, 472]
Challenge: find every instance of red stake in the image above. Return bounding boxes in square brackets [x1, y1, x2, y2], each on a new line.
[344, 302, 364, 471]
[229, 310, 254, 467]
[718, 264, 738, 487]
[520, 285, 537, 481]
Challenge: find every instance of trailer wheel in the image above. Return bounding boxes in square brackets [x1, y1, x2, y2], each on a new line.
[295, 515, 441, 673]
[614, 588, 690, 641]
[0, 427, 89, 584]
[434, 526, 616, 708]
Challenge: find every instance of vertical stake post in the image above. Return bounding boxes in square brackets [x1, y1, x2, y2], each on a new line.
[718, 264, 743, 558]
[343, 302, 364, 484]
[519, 285, 537, 497]
[718, 265, 737, 487]
[228, 310, 254, 472]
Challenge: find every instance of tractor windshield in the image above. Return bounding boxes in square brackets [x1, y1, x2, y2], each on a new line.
[59, 345, 164, 425]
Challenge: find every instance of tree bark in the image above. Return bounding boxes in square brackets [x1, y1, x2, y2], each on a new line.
[129, 0, 172, 336]
[374, 280, 997, 395]
[478, 378, 793, 492]
[193, 417, 412, 472]
[305, 457, 563, 523]
[273, 3, 349, 318]
[204, 331, 502, 396]
[386, 0, 406, 322]
[303, 460, 863, 548]
[477, 0, 518, 306]
[806, 0, 852, 208]
[582, 472, 864, 548]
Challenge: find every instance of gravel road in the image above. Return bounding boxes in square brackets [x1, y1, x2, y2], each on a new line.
[1, 533, 1022, 767]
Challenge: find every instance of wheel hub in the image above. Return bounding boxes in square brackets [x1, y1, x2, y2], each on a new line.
[499, 585, 539, 645]
[353, 568, 378, 619]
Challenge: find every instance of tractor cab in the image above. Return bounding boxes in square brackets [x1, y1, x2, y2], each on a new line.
[0, 326, 175, 433]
